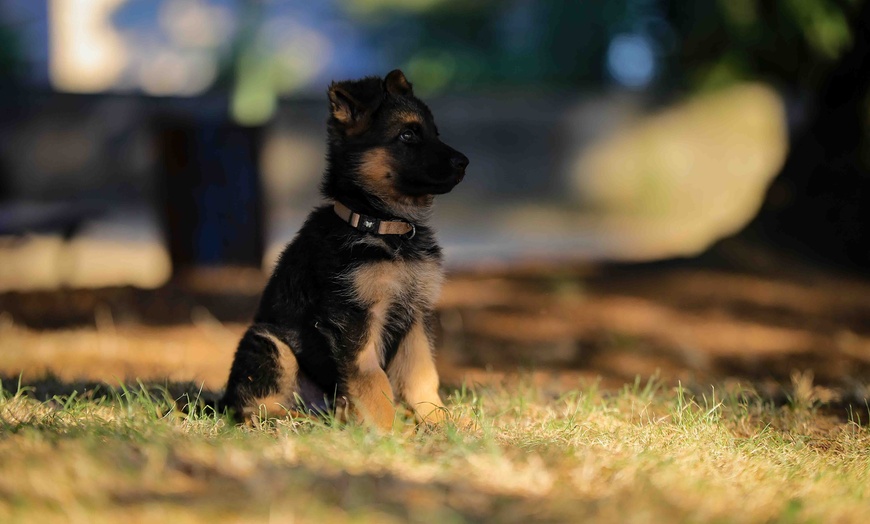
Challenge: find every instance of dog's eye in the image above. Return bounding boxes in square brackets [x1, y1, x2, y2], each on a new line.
[399, 129, 417, 143]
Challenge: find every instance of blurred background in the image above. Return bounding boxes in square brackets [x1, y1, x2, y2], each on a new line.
[1, 0, 869, 406]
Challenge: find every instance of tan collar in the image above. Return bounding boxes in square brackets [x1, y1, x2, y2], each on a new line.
[334, 201, 415, 237]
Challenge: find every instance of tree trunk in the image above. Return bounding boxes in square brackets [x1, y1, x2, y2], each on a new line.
[742, 2, 870, 270]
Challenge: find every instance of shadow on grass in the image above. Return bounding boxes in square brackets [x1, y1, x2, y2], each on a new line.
[3, 262, 870, 426]
[0, 372, 224, 418]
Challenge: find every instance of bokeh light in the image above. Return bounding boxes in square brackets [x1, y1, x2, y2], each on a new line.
[49, 0, 128, 93]
[606, 33, 656, 89]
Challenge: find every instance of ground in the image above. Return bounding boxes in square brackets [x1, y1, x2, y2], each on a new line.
[1, 262, 869, 522]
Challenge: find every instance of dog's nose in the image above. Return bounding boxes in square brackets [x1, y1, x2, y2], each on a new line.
[451, 154, 469, 171]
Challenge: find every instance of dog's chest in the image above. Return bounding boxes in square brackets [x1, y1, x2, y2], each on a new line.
[347, 258, 443, 314]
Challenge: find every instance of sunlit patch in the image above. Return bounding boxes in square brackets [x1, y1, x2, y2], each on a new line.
[570, 83, 787, 258]
[0, 211, 171, 292]
[49, 0, 129, 93]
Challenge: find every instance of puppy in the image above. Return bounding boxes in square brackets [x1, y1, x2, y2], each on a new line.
[220, 70, 468, 430]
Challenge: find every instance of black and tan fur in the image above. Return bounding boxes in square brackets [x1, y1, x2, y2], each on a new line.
[220, 70, 469, 430]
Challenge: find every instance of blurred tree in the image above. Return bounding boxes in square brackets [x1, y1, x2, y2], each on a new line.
[343, 0, 634, 92]
[668, 0, 870, 270]
[0, 19, 23, 201]
[0, 23, 21, 81]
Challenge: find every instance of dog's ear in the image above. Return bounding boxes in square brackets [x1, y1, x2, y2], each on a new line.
[384, 69, 413, 96]
[328, 78, 385, 134]
[328, 83, 366, 126]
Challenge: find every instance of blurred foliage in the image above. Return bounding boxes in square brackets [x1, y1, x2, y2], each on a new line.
[343, 0, 636, 92]
[0, 20, 22, 81]
[332, 0, 865, 95]
[341, 0, 863, 94]
[667, 0, 862, 91]
[229, 2, 276, 125]
[4, 0, 862, 96]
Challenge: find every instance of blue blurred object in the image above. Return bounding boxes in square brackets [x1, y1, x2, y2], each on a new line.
[156, 119, 264, 268]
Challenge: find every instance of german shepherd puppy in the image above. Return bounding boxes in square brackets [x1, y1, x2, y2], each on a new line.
[220, 70, 468, 431]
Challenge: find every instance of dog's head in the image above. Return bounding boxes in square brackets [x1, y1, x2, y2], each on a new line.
[322, 70, 468, 219]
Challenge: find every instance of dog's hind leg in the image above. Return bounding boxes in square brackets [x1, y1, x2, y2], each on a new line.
[221, 325, 312, 423]
[387, 320, 447, 425]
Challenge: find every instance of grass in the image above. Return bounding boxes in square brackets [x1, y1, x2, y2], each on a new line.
[0, 375, 868, 524]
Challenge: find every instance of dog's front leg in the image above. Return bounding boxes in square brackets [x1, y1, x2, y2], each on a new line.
[345, 339, 397, 431]
[388, 320, 447, 425]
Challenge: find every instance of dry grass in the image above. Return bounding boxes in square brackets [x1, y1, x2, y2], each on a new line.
[1, 374, 868, 524]
[2, 264, 870, 523]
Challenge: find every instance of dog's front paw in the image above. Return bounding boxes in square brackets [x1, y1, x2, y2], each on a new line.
[451, 414, 479, 431]
[414, 406, 478, 431]
[413, 403, 447, 426]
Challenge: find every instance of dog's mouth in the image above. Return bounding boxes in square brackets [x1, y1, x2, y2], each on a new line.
[428, 185, 456, 195]
[419, 177, 463, 195]
[398, 172, 464, 196]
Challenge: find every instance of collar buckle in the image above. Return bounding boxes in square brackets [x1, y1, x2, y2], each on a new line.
[356, 216, 380, 233]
